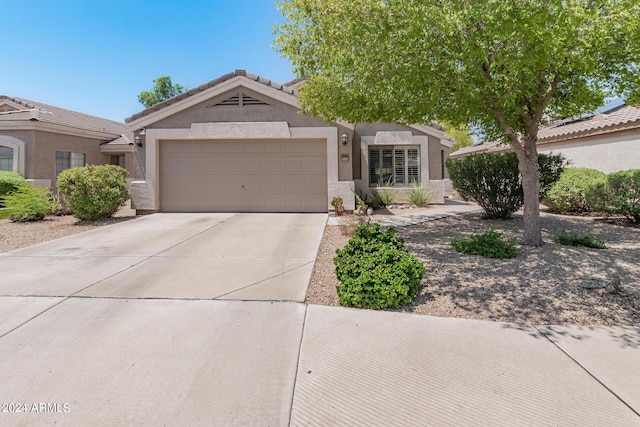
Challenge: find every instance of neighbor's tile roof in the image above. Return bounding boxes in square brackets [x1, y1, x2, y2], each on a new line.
[451, 104, 640, 158]
[125, 70, 297, 123]
[0, 95, 130, 139]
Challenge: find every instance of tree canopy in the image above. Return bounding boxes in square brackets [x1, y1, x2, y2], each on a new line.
[276, 0, 640, 245]
[443, 123, 475, 153]
[138, 75, 186, 108]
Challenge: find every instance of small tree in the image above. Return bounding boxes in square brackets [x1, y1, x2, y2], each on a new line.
[138, 75, 186, 108]
[57, 165, 129, 221]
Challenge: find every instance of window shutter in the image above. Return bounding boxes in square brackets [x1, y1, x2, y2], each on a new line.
[394, 148, 406, 185]
[369, 149, 381, 186]
[407, 148, 419, 184]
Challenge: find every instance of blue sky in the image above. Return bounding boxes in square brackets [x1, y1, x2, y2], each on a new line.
[0, 1, 295, 122]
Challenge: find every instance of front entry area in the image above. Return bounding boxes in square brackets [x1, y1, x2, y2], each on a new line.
[159, 139, 328, 212]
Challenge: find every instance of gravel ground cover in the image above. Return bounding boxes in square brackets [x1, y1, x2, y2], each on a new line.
[0, 203, 137, 253]
[308, 209, 640, 326]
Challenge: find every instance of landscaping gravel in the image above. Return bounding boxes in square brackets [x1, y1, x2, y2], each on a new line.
[308, 210, 640, 326]
[0, 203, 137, 253]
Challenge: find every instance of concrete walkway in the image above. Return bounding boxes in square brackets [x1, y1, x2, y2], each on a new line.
[0, 212, 638, 425]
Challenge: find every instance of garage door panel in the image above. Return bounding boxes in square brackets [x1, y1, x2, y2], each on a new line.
[245, 158, 265, 172]
[160, 140, 327, 212]
[264, 159, 283, 172]
[264, 142, 283, 153]
[305, 158, 326, 173]
[284, 159, 304, 172]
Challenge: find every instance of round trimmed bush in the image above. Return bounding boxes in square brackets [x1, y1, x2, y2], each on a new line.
[0, 171, 27, 207]
[543, 168, 606, 213]
[57, 165, 129, 221]
[334, 224, 425, 309]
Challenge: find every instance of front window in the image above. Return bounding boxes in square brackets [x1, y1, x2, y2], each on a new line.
[369, 146, 419, 187]
[0, 146, 13, 171]
[56, 151, 86, 177]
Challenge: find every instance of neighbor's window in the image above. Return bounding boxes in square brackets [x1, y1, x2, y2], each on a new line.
[55, 151, 86, 177]
[369, 146, 419, 187]
[0, 146, 13, 171]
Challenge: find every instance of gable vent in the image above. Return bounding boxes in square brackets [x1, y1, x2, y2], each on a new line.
[208, 91, 270, 108]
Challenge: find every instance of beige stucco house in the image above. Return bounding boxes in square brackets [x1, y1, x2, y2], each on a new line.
[450, 102, 640, 173]
[125, 70, 453, 214]
[0, 95, 134, 188]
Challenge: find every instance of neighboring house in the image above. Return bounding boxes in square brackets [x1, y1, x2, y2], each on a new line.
[450, 102, 640, 173]
[0, 95, 134, 188]
[125, 70, 453, 213]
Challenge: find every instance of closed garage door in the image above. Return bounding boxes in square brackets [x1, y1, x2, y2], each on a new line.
[160, 140, 327, 212]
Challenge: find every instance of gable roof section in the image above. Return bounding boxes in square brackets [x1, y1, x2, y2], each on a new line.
[125, 70, 298, 127]
[450, 103, 640, 158]
[0, 95, 130, 141]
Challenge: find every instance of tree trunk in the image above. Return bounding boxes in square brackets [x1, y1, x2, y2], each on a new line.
[515, 137, 543, 246]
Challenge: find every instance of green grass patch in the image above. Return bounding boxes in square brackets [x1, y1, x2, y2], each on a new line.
[553, 233, 606, 249]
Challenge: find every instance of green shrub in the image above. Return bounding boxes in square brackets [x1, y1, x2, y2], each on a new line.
[1, 184, 55, 222]
[334, 224, 424, 309]
[451, 228, 518, 258]
[370, 188, 395, 207]
[446, 152, 566, 219]
[0, 171, 27, 207]
[553, 233, 606, 249]
[543, 168, 607, 213]
[408, 183, 431, 207]
[57, 165, 129, 221]
[605, 169, 640, 222]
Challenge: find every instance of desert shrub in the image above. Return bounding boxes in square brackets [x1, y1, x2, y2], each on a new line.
[451, 228, 518, 258]
[57, 165, 128, 221]
[0, 171, 27, 207]
[334, 224, 424, 309]
[408, 183, 431, 207]
[370, 188, 395, 207]
[446, 152, 566, 219]
[605, 169, 640, 222]
[1, 184, 55, 222]
[553, 233, 606, 249]
[543, 168, 606, 213]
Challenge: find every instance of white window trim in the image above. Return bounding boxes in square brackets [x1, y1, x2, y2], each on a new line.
[0, 135, 26, 175]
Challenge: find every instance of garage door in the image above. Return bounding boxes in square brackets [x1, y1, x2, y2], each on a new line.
[159, 140, 328, 212]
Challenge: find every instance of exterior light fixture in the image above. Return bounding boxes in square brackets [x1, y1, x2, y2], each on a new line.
[341, 133, 348, 145]
[134, 135, 143, 147]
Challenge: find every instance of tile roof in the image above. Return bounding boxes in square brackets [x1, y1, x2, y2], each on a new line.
[450, 103, 640, 158]
[125, 70, 298, 123]
[0, 95, 130, 140]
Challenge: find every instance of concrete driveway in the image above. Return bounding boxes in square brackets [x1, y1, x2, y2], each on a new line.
[0, 213, 326, 301]
[0, 213, 325, 425]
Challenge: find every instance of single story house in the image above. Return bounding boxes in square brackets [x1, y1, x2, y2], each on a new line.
[450, 102, 640, 173]
[125, 70, 453, 214]
[0, 95, 134, 188]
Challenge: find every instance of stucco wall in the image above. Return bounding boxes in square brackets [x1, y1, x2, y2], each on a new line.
[538, 131, 640, 173]
[33, 131, 109, 186]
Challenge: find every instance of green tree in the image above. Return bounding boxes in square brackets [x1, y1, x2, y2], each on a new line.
[138, 75, 186, 108]
[442, 122, 474, 153]
[275, 0, 640, 246]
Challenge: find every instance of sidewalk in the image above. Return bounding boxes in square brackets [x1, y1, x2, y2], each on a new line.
[291, 305, 640, 426]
